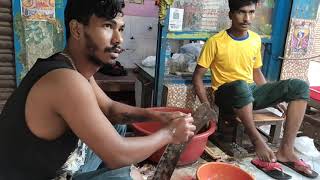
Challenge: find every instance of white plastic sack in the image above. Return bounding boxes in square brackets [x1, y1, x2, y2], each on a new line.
[294, 136, 320, 159]
[180, 43, 203, 59]
[141, 56, 156, 67]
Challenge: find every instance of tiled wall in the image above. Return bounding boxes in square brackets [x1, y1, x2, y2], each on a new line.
[118, 16, 158, 68]
[118, 0, 159, 68]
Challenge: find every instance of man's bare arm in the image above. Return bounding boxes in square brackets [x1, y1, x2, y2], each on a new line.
[192, 65, 210, 103]
[51, 70, 194, 169]
[90, 77, 185, 124]
[253, 68, 267, 85]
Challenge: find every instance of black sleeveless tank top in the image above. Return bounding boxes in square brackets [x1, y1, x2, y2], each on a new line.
[0, 53, 78, 180]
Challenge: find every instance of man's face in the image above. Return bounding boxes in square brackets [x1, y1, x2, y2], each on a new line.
[229, 3, 256, 32]
[81, 14, 125, 65]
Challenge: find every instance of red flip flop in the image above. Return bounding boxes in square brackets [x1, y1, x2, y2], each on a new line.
[251, 159, 292, 179]
[278, 159, 319, 179]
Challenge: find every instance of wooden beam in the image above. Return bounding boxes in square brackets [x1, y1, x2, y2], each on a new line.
[0, 67, 15, 74]
[0, 12, 12, 22]
[0, 0, 12, 8]
[0, 27, 13, 36]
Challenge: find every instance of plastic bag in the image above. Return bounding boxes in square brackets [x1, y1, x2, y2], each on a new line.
[180, 43, 203, 59]
[169, 53, 195, 73]
[141, 56, 156, 67]
[294, 136, 320, 159]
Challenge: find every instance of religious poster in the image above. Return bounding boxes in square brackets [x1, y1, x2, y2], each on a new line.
[21, 0, 55, 21]
[290, 21, 312, 55]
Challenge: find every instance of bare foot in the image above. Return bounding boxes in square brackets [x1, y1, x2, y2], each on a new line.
[276, 148, 299, 162]
[255, 140, 276, 162]
[276, 149, 313, 175]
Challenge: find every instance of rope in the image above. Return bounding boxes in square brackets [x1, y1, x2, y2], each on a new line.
[279, 54, 320, 61]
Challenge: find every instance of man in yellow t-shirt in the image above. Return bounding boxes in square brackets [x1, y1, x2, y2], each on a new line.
[193, 0, 317, 179]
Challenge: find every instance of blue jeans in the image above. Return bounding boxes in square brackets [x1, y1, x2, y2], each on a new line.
[73, 125, 132, 180]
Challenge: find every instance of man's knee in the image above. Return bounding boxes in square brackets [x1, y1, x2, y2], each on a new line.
[222, 80, 251, 96]
[216, 80, 253, 111]
[287, 79, 309, 100]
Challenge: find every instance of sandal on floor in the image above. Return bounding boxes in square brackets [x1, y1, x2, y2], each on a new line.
[278, 159, 319, 179]
[251, 159, 292, 179]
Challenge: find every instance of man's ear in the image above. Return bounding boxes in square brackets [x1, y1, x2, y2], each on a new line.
[69, 20, 82, 40]
[228, 11, 232, 20]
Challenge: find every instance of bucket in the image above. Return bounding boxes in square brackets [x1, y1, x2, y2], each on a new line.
[131, 107, 216, 165]
[196, 162, 254, 180]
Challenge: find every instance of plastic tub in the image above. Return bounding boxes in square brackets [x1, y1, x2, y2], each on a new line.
[196, 162, 254, 180]
[310, 86, 320, 101]
[131, 107, 217, 166]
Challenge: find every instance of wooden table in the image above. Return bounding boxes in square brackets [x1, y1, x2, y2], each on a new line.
[94, 69, 137, 105]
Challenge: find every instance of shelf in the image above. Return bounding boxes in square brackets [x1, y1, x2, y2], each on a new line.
[165, 31, 272, 43]
[165, 31, 216, 40]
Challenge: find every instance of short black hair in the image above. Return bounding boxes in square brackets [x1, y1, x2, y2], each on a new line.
[64, 0, 125, 40]
[228, 0, 259, 12]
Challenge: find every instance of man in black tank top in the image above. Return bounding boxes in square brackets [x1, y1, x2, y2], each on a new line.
[0, 0, 197, 179]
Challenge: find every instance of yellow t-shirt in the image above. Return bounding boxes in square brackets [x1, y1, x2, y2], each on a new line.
[197, 30, 262, 90]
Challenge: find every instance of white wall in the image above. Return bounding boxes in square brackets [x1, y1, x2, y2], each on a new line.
[118, 16, 158, 68]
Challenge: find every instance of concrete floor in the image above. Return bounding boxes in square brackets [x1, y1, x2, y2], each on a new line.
[167, 141, 320, 180]
[239, 155, 320, 180]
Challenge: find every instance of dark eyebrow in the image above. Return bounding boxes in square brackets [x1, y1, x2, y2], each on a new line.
[239, 9, 255, 13]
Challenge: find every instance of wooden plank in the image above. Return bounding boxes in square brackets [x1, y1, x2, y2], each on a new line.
[0, 87, 14, 92]
[0, 12, 12, 22]
[0, 0, 14, 112]
[0, 21, 12, 28]
[0, 49, 13, 54]
[0, 75, 15, 80]
[0, 35, 13, 41]
[0, 92, 12, 100]
[0, 62, 14, 67]
[0, 80, 15, 88]
[0, 54, 14, 62]
[0, 0, 12, 8]
[0, 8, 10, 13]
[0, 27, 13, 36]
[0, 67, 15, 74]
[0, 40, 13, 49]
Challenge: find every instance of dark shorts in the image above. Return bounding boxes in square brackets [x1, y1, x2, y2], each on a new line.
[214, 79, 310, 114]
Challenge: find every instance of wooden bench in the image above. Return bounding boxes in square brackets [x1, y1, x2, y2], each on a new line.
[211, 110, 284, 157]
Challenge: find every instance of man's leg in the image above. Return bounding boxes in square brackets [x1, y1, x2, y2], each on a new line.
[276, 100, 306, 162]
[251, 79, 310, 163]
[270, 80, 312, 174]
[215, 80, 275, 162]
[234, 103, 276, 162]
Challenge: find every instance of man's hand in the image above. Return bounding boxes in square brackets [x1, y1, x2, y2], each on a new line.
[164, 113, 196, 144]
[155, 111, 188, 125]
[274, 102, 287, 116]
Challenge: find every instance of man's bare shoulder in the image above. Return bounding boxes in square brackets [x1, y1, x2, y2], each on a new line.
[35, 68, 94, 108]
[39, 69, 91, 91]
